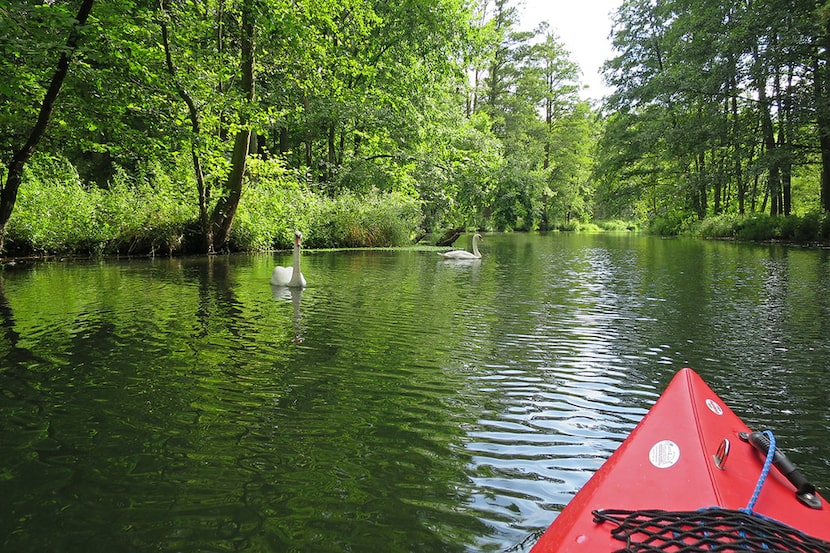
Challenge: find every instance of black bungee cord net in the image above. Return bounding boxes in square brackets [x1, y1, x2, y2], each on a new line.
[592, 431, 830, 553]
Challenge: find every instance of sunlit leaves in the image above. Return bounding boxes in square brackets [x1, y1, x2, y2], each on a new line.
[3, 0, 603, 246]
[598, 0, 830, 220]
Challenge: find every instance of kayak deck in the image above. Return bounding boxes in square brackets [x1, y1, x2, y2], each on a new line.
[530, 368, 830, 552]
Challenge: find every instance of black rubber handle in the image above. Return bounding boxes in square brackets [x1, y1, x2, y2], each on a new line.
[741, 431, 822, 509]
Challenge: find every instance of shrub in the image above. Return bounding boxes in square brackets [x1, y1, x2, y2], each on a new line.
[735, 215, 780, 241]
[647, 212, 686, 236]
[6, 153, 196, 256]
[552, 219, 597, 232]
[306, 190, 420, 248]
[7, 154, 105, 254]
[791, 212, 823, 242]
[5, 154, 451, 256]
[690, 212, 828, 243]
[105, 158, 196, 255]
[230, 157, 311, 251]
[231, 158, 421, 250]
[695, 213, 741, 239]
[556, 219, 579, 232]
[597, 219, 636, 231]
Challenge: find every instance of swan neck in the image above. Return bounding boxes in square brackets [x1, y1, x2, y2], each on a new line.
[472, 236, 480, 257]
[287, 242, 304, 286]
[292, 243, 301, 271]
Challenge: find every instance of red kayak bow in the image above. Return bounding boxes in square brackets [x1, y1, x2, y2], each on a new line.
[531, 368, 830, 552]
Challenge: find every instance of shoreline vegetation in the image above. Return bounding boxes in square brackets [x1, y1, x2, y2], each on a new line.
[3, 154, 828, 262]
[6, 1, 830, 261]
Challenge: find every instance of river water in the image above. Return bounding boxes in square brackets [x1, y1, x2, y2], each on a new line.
[1, 233, 828, 552]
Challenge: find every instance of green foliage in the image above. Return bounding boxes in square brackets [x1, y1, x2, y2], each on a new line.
[2, 0, 602, 254]
[647, 211, 689, 237]
[414, 110, 504, 232]
[734, 215, 782, 242]
[5, 154, 196, 256]
[7, 154, 424, 256]
[690, 212, 830, 243]
[556, 219, 601, 232]
[766, 212, 830, 243]
[596, 219, 638, 231]
[781, 212, 823, 242]
[229, 157, 311, 251]
[490, 164, 536, 231]
[333, 156, 418, 196]
[6, 155, 102, 254]
[230, 157, 421, 250]
[696, 214, 743, 239]
[98, 160, 196, 254]
[306, 190, 421, 248]
[0, 1, 80, 158]
[599, 0, 830, 220]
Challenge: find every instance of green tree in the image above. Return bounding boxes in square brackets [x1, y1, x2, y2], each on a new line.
[598, 0, 830, 224]
[516, 29, 586, 227]
[0, 0, 95, 252]
[206, 0, 256, 252]
[2, 0, 612, 255]
[478, 0, 525, 139]
[156, 0, 257, 252]
[469, 3, 593, 231]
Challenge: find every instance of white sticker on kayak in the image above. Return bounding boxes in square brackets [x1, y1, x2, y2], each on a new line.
[706, 399, 723, 415]
[649, 440, 680, 468]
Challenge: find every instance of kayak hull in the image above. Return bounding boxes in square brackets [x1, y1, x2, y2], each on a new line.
[530, 368, 830, 552]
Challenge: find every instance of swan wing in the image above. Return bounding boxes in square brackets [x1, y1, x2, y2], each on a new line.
[439, 250, 479, 259]
[270, 266, 294, 286]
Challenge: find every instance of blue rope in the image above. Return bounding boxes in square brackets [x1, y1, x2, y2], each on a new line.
[744, 430, 776, 514]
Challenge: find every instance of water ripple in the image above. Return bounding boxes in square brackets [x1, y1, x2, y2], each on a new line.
[2, 239, 829, 553]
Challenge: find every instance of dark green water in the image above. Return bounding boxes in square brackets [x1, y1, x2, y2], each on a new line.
[1, 233, 828, 552]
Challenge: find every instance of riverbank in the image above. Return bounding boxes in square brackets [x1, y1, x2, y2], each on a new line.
[5, 211, 830, 262]
[4, 153, 829, 258]
[647, 211, 830, 245]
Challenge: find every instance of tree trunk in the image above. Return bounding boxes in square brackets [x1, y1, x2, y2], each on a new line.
[820, 119, 830, 213]
[816, 17, 830, 212]
[731, 91, 746, 214]
[818, 75, 830, 211]
[759, 82, 780, 216]
[781, 67, 794, 216]
[207, 130, 251, 251]
[543, 95, 552, 170]
[160, 0, 211, 245]
[279, 127, 289, 155]
[354, 133, 362, 157]
[0, 0, 95, 252]
[206, 0, 255, 252]
[304, 94, 313, 168]
[327, 122, 336, 181]
[436, 227, 464, 247]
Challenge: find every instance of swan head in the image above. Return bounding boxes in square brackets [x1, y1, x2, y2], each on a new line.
[294, 230, 303, 246]
[470, 233, 483, 257]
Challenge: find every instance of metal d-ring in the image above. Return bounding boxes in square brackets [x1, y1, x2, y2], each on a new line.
[713, 438, 730, 470]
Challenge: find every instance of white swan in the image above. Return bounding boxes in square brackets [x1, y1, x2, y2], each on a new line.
[270, 231, 307, 287]
[438, 233, 482, 259]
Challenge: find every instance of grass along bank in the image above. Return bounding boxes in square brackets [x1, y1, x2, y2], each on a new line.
[4, 154, 422, 257]
[649, 211, 830, 244]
